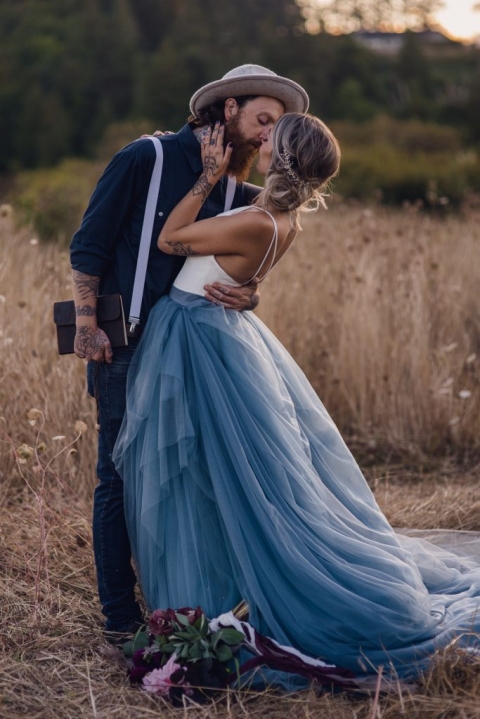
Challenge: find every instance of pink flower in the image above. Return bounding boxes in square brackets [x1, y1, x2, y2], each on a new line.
[142, 654, 185, 696]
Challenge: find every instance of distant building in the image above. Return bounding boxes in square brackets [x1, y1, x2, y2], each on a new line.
[352, 30, 452, 55]
[352, 31, 403, 55]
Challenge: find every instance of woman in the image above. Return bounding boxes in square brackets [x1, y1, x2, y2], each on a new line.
[113, 114, 480, 687]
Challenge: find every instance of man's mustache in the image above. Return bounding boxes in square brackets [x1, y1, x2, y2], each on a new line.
[226, 139, 261, 151]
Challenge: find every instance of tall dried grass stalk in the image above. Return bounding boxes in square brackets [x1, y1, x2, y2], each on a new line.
[258, 204, 480, 463]
[0, 210, 97, 498]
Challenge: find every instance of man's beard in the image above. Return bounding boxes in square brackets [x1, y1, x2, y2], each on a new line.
[224, 116, 259, 183]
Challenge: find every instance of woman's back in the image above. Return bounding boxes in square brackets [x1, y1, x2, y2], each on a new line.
[173, 206, 294, 296]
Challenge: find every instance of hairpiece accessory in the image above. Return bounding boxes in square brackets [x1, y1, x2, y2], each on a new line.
[280, 151, 299, 184]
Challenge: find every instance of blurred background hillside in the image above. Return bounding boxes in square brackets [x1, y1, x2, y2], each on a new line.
[1, 0, 480, 241]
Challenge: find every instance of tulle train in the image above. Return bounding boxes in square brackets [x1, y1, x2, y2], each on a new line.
[113, 287, 480, 686]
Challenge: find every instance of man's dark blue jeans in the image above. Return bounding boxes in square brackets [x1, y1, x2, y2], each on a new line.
[87, 346, 143, 632]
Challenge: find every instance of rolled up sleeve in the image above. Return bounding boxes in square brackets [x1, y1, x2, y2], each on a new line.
[70, 140, 155, 276]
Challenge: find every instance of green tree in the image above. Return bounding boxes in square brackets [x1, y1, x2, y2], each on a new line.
[0, 0, 138, 169]
[332, 78, 377, 120]
[394, 31, 435, 118]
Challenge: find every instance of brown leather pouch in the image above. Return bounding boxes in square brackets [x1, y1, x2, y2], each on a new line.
[53, 294, 128, 355]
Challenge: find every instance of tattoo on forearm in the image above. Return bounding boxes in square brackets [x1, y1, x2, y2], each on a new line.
[75, 326, 108, 359]
[73, 271, 100, 301]
[165, 241, 199, 256]
[76, 304, 96, 317]
[193, 173, 212, 202]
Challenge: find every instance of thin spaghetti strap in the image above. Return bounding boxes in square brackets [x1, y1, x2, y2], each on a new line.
[240, 206, 278, 285]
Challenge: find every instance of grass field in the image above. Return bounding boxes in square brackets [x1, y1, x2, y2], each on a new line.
[1, 203, 480, 718]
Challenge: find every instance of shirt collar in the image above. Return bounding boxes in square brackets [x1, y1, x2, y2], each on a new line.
[177, 123, 203, 174]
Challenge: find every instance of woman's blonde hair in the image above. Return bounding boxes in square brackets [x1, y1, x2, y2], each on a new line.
[256, 113, 341, 226]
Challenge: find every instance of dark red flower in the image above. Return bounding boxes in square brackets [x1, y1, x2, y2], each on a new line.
[129, 665, 151, 684]
[149, 609, 177, 636]
[129, 649, 152, 683]
[132, 648, 148, 666]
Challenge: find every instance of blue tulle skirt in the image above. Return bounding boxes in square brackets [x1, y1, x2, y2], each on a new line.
[113, 287, 480, 686]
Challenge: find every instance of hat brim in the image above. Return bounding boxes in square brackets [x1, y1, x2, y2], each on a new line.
[190, 75, 309, 116]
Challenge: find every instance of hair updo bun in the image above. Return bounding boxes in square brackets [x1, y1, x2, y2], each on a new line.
[257, 113, 341, 225]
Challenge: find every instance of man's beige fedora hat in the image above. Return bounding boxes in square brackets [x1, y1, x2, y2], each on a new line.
[189, 64, 309, 116]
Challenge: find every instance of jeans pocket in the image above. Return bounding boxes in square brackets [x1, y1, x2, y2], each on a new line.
[110, 347, 137, 368]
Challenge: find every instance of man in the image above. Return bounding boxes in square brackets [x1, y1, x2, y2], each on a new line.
[70, 64, 309, 641]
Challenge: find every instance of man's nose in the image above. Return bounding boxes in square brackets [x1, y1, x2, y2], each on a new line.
[259, 127, 271, 141]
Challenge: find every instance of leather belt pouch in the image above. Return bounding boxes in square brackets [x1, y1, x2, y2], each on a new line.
[53, 294, 128, 355]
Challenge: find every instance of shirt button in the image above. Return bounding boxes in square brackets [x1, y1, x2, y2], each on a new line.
[158, 211, 164, 217]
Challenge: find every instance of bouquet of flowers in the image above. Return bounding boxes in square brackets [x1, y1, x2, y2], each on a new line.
[123, 606, 357, 704]
[124, 607, 245, 703]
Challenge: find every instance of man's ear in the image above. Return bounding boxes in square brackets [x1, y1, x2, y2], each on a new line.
[224, 98, 239, 121]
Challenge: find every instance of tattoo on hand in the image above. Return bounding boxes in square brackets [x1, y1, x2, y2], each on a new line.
[193, 173, 212, 202]
[73, 271, 100, 301]
[165, 240, 199, 256]
[76, 305, 97, 317]
[198, 127, 210, 144]
[203, 156, 218, 177]
[75, 326, 108, 359]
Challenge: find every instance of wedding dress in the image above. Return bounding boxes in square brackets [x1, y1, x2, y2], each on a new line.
[113, 207, 480, 688]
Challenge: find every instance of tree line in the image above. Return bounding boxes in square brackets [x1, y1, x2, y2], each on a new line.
[1, 0, 479, 173]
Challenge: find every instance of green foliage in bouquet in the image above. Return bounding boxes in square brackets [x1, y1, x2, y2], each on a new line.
[124, 610, 244, 665]
[122, 608, 246, 703]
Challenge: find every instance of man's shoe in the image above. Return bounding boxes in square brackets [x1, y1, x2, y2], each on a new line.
[103, 620, 145, 647]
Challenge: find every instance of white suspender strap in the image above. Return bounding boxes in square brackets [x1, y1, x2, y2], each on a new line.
[128, 137, 164, 332]
[224, 175, 236, 212]
[129, 143, 233, 331]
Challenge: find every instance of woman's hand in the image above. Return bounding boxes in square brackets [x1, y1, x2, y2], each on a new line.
[200, 122, 233, 184]
[141, 130, 174, 137]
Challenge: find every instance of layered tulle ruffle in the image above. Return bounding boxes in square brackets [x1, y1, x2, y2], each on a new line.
[113, 287, 480, 686]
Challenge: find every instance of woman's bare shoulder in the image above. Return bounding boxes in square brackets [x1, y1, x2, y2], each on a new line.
[222, 206, 276, 241]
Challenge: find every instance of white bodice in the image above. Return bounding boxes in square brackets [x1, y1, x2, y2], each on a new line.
[172, 206, 278, 297]
[173, 254, 240, 296]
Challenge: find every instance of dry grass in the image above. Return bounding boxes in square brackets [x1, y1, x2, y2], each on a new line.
[2, 204, 480, 717]
[259, 203, 480, 465]
[2, 473, 480, 719]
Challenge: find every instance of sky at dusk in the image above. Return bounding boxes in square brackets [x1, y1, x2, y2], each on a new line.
[434, 0, 480, 41]
[310, 1, 480, 41]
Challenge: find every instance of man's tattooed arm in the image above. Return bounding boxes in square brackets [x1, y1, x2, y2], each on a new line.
[72, 270, 100, 302]
[71, 268, 112, 362]
[76, 305, 97, 316]
[164, 241, 199, 256]
[72, 270, 99, 321]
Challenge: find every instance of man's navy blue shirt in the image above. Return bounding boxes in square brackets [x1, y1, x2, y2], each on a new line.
[70, 124, 247, 328]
